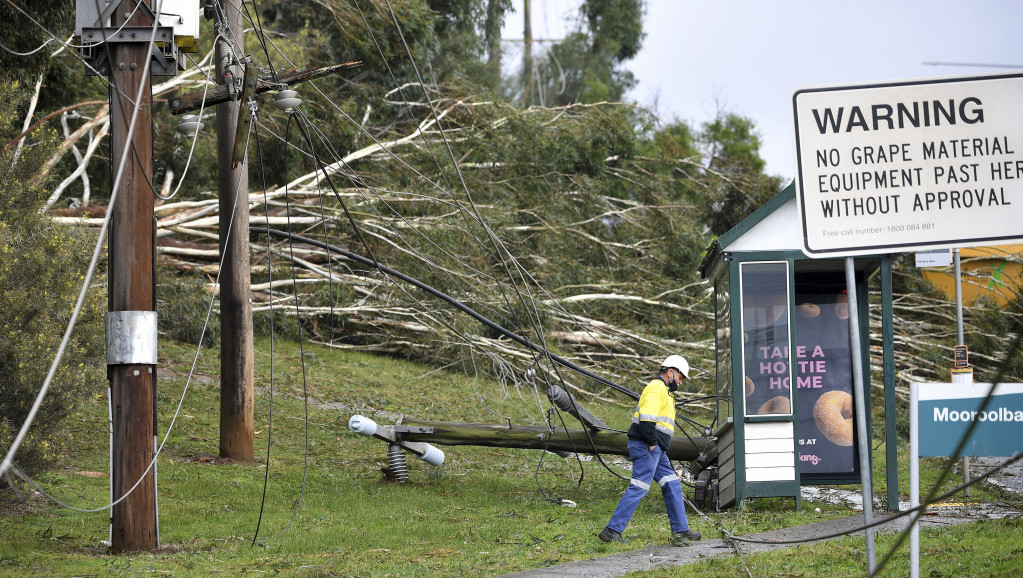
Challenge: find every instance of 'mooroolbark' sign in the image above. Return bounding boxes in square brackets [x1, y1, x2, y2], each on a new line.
[914, 382, 1023, 457]
[793, 73, 1023, 257]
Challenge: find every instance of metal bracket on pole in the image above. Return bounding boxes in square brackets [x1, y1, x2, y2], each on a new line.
[232, 61, 257, 168]
[80, 26, 175, 45]
[80, 26, 180, 76]
[105, 311, 158, 365]
[348, 417, 438, 460]
[392, 425, 436, 435]
[76, 0, 184, 76]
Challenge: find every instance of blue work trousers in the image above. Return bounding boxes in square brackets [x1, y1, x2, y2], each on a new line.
[606, 439, 690, 533]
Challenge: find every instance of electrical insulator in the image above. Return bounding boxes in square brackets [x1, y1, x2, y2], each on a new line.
[175, 114, 205, 137]
[273, 90, 302, 113]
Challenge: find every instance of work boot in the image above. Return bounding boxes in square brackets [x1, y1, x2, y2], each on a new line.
[671, 529, 701, 545]
[598, 527, 628, 543]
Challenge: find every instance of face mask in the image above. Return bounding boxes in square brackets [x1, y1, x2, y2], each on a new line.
[666, 377, 679, 392]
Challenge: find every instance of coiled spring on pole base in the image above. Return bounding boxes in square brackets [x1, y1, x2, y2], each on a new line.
[387, 443, 409, 483]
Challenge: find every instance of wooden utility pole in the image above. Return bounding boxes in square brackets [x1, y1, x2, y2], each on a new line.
[522, 0, 533, 105]
[216, 0, 254, 462]
[485, 0, 504, 90]
[108, 0, 157, 552]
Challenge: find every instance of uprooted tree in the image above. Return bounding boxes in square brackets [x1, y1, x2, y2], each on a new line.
[2, 0, 1022, 479]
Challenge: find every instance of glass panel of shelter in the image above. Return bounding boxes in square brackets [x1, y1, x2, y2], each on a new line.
[739, 261, 792, 417]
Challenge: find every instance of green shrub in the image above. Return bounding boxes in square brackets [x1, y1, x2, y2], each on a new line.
[0, 81, 105, 491]
[157, 266, 220, 347]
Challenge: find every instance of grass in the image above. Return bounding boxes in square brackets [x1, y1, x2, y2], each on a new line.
[627, 517, 1023, 577]
[1, 336, 1020, 576]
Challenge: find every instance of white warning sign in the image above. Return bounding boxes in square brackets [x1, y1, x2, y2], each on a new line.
[793, 72, 1023, 257]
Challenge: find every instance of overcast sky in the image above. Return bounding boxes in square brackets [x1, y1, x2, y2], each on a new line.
[502, 0, 1023, 181]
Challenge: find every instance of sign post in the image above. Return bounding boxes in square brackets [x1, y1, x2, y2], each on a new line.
[910, 382, 1023, 577]
[793, 72, 1023, 576]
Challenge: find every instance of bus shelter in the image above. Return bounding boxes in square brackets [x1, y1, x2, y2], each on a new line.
[698, 183, 898, 510]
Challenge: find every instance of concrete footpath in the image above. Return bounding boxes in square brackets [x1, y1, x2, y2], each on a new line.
[501, 504, 1021, 578]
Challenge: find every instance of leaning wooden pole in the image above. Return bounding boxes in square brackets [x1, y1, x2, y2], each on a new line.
[108, 0, 157, 552]
[217, 0, 254, 463]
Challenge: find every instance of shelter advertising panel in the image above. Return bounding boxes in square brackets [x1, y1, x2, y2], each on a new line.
[793, 275, 857, 480]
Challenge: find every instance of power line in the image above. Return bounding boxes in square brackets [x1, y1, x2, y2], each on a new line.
[923, 61, 1023, 69]
[239, 1, 660, 395]
[251, 226, 639, 400]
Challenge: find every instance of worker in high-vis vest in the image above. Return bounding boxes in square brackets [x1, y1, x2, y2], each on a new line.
[598, 355, 702, 545]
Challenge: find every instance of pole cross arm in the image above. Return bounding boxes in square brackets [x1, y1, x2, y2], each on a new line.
[168, 61, 363, 114]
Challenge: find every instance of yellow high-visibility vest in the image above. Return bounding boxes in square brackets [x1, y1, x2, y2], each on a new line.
[632, 378, 675, 440]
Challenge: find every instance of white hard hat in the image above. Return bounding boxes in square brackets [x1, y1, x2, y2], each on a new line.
[661, 355, 690, 379]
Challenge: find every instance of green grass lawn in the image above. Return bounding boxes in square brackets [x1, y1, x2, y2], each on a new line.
[1, 337, 1019, 576]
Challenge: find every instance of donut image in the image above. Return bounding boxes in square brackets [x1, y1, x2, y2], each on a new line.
[813, 390, 854, 446]
[798, 302, 821, 317]
[835, 293, 850, 320]
[744, 376, 755, 397]
[757, 395, 790, 415]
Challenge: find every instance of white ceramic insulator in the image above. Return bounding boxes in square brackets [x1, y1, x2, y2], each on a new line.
[175, 115, 204, 136]
[274, 98, 302, 110]
[274, 90, 302, 111]
[417, 443, 445, 466]
[348, 414, 377, 436]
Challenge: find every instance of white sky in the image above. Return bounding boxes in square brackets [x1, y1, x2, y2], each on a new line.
[502, 0, 1023, 181]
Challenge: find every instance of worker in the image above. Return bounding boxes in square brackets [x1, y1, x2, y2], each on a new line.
[598, 354, 702, 545]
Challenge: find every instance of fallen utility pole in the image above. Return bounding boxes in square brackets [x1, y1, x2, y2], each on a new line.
[352, 417, 715, 462]
[168, 61, 362, 114]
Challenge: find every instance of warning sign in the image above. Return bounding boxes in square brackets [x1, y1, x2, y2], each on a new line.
[793, 72, 1023, 257]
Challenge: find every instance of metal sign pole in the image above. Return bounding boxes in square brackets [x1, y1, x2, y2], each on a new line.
[845, 257, 876, 572]
[909, 382, 920, 578]
[953, 248, 971, 495]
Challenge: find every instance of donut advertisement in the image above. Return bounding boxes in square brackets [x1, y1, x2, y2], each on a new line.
[793, 279, 859, 480]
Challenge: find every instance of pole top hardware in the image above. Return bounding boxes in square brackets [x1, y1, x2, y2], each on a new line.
[175, 114, 205, 137]
[75, 0, 201, 76]
[273, 90, 302, 113]
[169, 61, 363, 115]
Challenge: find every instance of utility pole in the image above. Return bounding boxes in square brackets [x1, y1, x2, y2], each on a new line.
[522, 0, 533, 105]
[485, 0, 504, 90]
[216, 0, 254, 462]
[107, 0, 158, 552]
